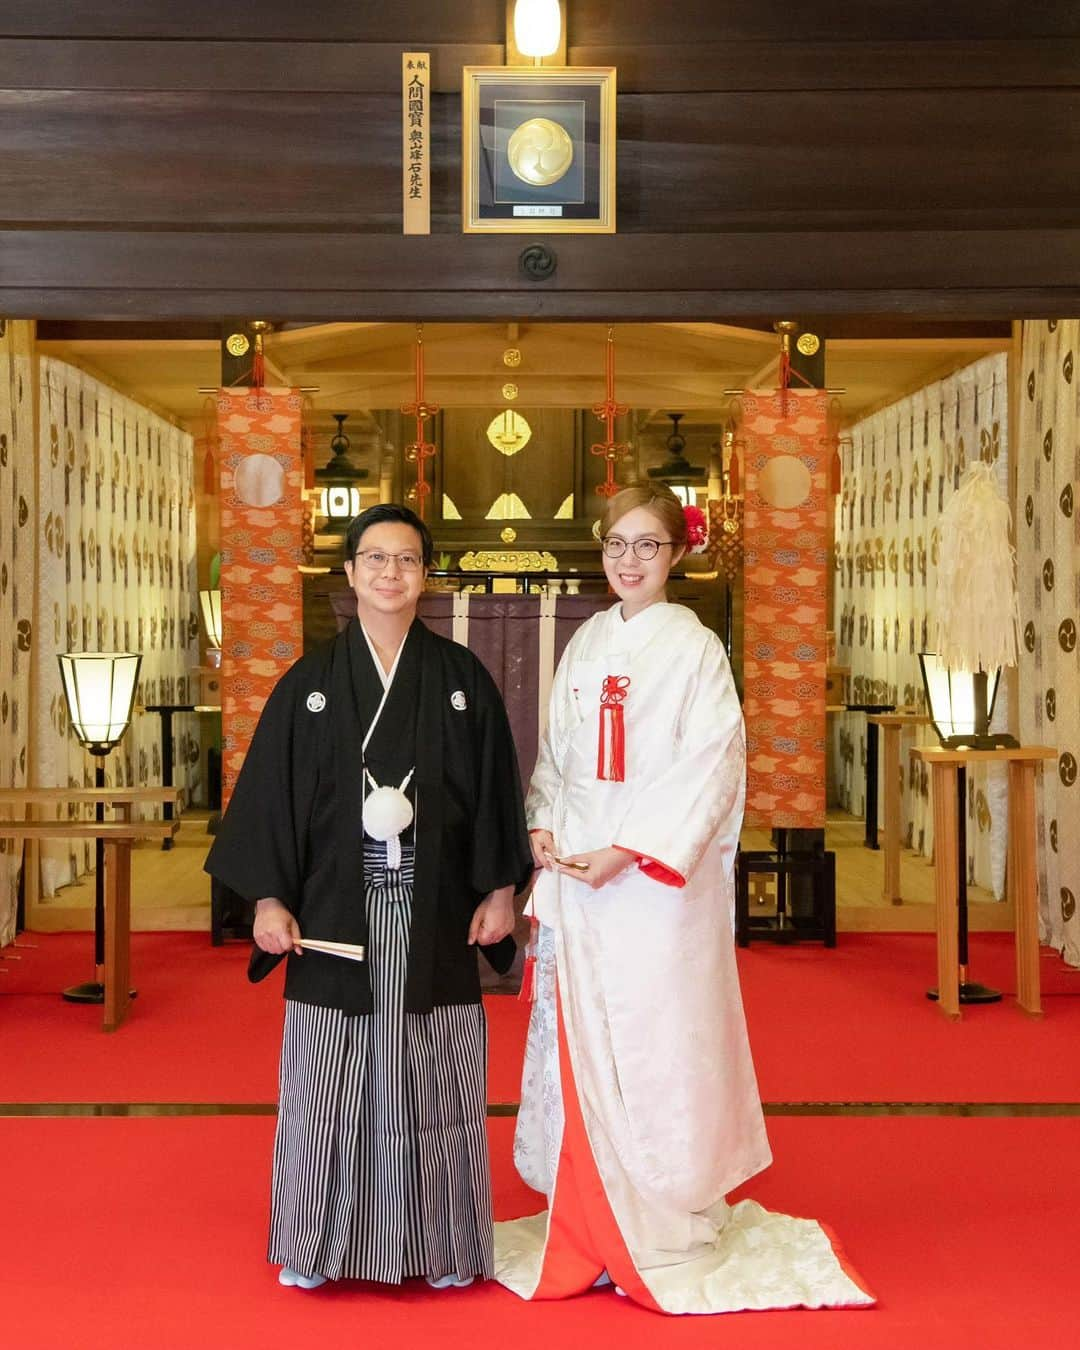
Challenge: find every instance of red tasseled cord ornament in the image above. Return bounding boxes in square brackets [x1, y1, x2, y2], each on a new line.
[518, 915, 540, 1003]
[597, 674, 630, 781]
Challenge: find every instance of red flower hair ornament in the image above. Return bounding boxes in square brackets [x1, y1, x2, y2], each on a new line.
[683, 504, 709, 554]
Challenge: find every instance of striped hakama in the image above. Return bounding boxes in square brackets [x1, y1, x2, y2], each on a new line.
[268, 842, 493, 1284]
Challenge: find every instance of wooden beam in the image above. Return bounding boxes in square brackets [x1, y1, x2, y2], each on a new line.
[36, 321, 223, 341]
[567, 39, 1080, 92]
[0, 1, 505, 40]
[5, 229, 1080, 297]
[10, 288, 1080, 324]
[0, 40, 503, 94]
[6, 34, 1076, 94]
[828, 337, 1013, 355]
[2, 0, 1075, 43]
[2, 88, 1077, 233]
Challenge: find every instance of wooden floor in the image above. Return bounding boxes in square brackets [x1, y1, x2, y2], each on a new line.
[28, 812, 216, 935]
[742, 812, 1012, 933]
[28, 809, 1012, 935]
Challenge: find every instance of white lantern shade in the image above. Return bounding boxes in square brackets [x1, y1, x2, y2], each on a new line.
[58, 652, 142, 754]
[919, 653, 1001, 745]
[513, 0, 562, 57]
[199, 588, 223, 651]
[319, 485, 362, 520]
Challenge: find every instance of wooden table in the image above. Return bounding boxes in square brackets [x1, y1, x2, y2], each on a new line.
[912, 746, 1055, 1021]
[140, 705, 219, 848]
[0, 788, 180, 1031]
[867, 713, 933, 904]
[844, 702, 897, 848]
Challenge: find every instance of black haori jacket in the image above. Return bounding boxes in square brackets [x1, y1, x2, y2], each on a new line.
[205, 617, 533, 1015]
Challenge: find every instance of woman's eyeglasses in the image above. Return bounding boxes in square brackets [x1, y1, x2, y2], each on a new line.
[601, 537, 676, 561]
[353, 549, 424, 572]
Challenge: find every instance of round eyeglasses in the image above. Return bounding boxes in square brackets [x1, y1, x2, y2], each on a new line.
[353, 549, 424, 572]
[601, 537, 677, 561]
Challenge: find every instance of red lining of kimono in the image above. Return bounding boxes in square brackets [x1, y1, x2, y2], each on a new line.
[815, 1220, 877, 1305]
[530, 992, 662, 1312]
[613, 845, 685, 888]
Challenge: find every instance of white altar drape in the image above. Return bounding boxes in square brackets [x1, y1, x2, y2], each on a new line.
[0, 321, 35, 944]
[33, 358, 200, 894]
[832, 354, 1010, 897]
[1017, 320, 1080, 966]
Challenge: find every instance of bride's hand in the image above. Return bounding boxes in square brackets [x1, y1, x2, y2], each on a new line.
[552, 847, 633, 891]
[530, 829, 556, 870]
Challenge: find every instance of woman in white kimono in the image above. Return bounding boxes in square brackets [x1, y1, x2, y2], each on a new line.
[494, 485, 873, 1315]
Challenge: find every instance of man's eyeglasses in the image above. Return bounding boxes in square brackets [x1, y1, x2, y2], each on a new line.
[352, 549, 425, 572]
[601, 537, 677, 561]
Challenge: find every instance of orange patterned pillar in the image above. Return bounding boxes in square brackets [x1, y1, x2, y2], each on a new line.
[741, 388, 829, 828]
[217, 388, 304, 807]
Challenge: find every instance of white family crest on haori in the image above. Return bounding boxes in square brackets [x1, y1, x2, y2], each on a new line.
[306, 691, 327, 713]
[451, 690, 467, 711]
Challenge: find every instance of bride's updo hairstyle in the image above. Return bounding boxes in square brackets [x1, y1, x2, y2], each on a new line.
[600, 483, 688, 548]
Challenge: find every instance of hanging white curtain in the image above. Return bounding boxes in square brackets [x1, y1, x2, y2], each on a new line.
[0, 321, 35, 944]
[833, 354, 1010, 897]
[1017, 320, 1080, 967]
[33, 358, 199, 895]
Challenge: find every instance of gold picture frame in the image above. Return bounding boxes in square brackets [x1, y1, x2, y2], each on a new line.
[462, 66, 616, 234]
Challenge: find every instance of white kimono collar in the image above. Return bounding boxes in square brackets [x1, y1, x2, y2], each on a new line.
[608, 599, 684, 654]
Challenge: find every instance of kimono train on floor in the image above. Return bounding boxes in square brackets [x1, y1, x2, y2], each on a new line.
[493, 601, 874, 1315]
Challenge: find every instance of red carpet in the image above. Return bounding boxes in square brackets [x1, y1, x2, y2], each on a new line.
[2, 1114, 1077, 1349]
[0, 932, 532, 1104]
[739, 933, 1080, 1103]
[2, 931, 1078, 1103]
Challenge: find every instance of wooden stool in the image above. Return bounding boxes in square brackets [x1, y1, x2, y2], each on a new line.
[736, 835, 837, 948]
[210, 877, 255, 947]
[913, 744, 1055, 1020]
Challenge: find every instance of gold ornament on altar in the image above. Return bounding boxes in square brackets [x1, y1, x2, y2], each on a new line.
[503, 348, 522, 367]
[507, 117, 575, 186]
[796, 332, 821, 356]
[225, 332, 250, 357]
[502, 382, 519, 401]
[459, 549, 558, 572]
[487, 410, 531, 456]
[500, 527, 518, 544]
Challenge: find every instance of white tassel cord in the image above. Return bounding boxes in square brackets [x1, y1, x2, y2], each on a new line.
[362, 770, 415, 872]
[932, 461, 1020, 673]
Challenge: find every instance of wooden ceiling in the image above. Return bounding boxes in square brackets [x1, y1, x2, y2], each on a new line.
[35, 320, 1012, 434]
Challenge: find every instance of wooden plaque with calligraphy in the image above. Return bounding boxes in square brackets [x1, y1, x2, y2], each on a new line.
[402, 51, 430, 236]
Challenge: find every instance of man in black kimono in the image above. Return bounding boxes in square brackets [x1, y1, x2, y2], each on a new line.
[206, 503, 532, 1291]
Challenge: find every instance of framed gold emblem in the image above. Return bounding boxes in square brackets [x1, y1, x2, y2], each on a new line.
[462, 66, 616, 234]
